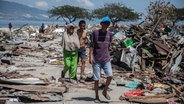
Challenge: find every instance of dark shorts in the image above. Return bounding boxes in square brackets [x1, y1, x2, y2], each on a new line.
[78, 47, 86, 60]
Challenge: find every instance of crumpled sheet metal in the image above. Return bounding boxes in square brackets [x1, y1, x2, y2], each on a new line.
[0, 77, 47, 85]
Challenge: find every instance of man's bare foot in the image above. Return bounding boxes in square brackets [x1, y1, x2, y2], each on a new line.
[102, 91, 111, 100]
[58, 77, 64, 84]
[94, 98, 101, 103]
[79, 75, 86, 83]
[69, 78, 77, 84]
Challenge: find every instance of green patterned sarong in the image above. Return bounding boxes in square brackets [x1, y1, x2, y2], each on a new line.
[63, 49, 78, 78]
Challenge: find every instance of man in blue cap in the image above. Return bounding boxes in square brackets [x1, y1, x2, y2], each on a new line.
[89, 16, 113, 102]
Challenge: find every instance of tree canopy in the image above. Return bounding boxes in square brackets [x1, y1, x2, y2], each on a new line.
[146, 0, 176, 25]
[92, 3, 140, 26]
[48, 5, 91, 24]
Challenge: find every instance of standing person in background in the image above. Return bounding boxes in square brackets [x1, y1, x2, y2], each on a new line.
[61, 24, 80, 84]
[89, 17, 113, 102]
[39, 23, 45, 33]
[8, 22, 13, 40]
[77, 20, 88, 82]
[8, 22, 12, 32]
[113, 24, 119, 35]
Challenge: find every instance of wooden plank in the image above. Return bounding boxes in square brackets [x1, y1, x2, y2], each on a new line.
[141, 48, 146, 70]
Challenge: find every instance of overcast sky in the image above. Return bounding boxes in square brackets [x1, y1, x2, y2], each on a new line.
[3, 0, 184, 14]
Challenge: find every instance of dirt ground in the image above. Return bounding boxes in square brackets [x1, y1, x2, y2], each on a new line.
[0, 37, 138, 104]
[4, 63, 136, 104]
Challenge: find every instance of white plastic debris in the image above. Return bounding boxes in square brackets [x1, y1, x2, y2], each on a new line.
[6, 66, 18, 73]
[113, 31, 126, 40]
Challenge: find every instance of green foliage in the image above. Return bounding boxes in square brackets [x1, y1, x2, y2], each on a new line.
[146, 0, 176, 24]
[48, 5, 91, 24]
[92, 2, 140, 26]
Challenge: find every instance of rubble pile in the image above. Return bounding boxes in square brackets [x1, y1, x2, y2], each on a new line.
[0, 20, 183, 103]
[0, 25, 67, 103]
[111, 21, 184, 103]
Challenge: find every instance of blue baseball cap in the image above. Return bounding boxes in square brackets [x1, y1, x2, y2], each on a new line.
[101, 16, 111, 23]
